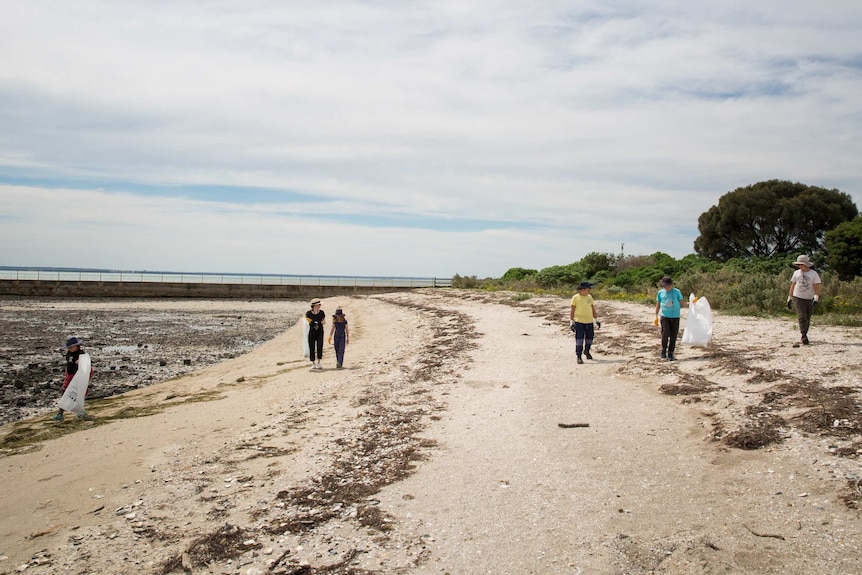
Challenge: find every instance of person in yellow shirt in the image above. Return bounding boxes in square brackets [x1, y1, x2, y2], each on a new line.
[570, 281, 601, 365]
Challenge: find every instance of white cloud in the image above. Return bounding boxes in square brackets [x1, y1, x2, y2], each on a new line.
[1, 1, 861, 277]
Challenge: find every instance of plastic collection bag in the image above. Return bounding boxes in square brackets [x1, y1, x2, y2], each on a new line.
[681, 294, 712, 345]
[58, 353, 91, 414]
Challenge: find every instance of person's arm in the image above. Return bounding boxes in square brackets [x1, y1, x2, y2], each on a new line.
[345, 324, 350, 344]
[788, 281, 796, 301]
[570, 304, 575, 323]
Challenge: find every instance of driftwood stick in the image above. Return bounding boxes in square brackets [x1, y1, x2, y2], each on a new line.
[558, 423, 590, 428]
[743, 523, 785, 540]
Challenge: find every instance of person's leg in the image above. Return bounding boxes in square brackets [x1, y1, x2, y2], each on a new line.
[574, 323, 586, 363]
[584, 323, 595, 359]
[795, 297, 813, 342]
[308, 331, 317, 365]
[660, 317, 670, 357]
[667, 318, 680, 358]
[315, 332, 324, 362]
[53, 377, 72, 420]
[334, 336, 345, 366]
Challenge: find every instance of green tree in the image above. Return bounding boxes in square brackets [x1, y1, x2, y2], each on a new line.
[579, 252, 616, 279]
[501, 267, 538, 281]
[694, 180, 858, 261]
[535, 263, 584, 288]
[825, 216, 862, 280]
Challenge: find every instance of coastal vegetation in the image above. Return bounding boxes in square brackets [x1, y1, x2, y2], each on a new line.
[453, 180, 862, 325]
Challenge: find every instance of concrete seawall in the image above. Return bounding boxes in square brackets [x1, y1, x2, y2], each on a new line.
[0, 279, 422, 299]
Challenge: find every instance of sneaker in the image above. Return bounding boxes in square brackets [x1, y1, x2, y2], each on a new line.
[801, 335, 809, 345]
[660, 351, 667, 359]
[584, 351, 593, 360]
[668, 355, 675, 362]
[577, 356, 584, 365]
[50, 413, 63, 422]
[76, 412, 88, 420]
[336, 363, 343, 369]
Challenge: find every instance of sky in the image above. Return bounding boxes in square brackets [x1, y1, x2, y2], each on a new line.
[1, 1, 861, 278]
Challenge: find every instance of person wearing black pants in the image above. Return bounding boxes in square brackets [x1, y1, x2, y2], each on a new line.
[654, 276, 689, 361]
[306, 299, 326, 370]
[660, 316, 681, 361]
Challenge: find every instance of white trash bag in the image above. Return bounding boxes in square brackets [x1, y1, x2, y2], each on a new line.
[302, 317, 310, 358]
[58, 353, 91, 414]
[682, 293, 712, 346]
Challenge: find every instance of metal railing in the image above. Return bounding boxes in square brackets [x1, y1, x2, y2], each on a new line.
[0, 269, 452, 288]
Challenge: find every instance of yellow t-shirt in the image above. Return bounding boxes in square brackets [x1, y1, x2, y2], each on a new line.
[570, 293, 595, 324]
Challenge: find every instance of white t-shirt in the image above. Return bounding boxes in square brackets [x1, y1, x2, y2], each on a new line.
[791, 268, 821, 300]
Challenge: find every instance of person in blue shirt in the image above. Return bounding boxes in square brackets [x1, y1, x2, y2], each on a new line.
[654, 276, 690, 361]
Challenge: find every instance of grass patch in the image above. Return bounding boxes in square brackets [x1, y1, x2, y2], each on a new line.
[0, 390, 224, 457]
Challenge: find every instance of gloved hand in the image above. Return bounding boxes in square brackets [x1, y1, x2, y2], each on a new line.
[328, 337, 332, 344]
[813, 295, 819, 307]
[693, 296, 699, 303]
[786, 298, 793, 311]
[653, 315, 659, 327]
[570, 320, 576, 332]
[595, 320, 602, 329]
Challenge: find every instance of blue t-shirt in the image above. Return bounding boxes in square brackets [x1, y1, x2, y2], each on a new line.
[657, 287, 684, 319]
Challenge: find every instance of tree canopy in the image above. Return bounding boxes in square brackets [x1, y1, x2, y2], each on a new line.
[694, 180, 858, 261]
[825, 216, 862, 280]
[501, 267, 537, 281]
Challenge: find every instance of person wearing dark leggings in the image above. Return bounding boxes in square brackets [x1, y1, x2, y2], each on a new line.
[654, 276, 689, 361]
[306, 299, 326, 370]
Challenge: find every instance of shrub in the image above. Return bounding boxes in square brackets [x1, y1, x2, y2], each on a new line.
[501, 267, 537, 281]
[451, 274, 480, 288]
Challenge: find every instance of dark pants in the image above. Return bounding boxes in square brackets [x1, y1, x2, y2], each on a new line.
[334, 335, 346, 365]
[308, 329, 324, 361]
[574, 322, 595, 357]
[661, 317, 681, 356]
[793, 297, 814, 336]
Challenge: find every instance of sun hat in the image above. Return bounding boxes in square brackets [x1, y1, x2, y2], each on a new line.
[660, 276, 673, 286]
[334, 308, 344, 316]
[63, 335, 84, 349]
[310, 298, 321, 306]
[792, 254, 814, 268]
[577, 281, 594, 290]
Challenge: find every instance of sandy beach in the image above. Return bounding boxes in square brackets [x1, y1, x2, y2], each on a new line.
[1, 289, 861, 575]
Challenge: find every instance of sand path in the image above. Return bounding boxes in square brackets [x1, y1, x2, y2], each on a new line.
[1, 290, 861, 574]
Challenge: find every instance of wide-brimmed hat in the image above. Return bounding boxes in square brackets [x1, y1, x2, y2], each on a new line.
[310, 298, 321, 307]
[660, 276, 673, 286]
[334, 308, 344, 316]
[63, 335, 83, 349]
[792, 254, 814, 268]
[577, 281, 594, 290]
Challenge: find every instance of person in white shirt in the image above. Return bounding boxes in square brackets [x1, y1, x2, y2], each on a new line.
[787, 254, 821, 345]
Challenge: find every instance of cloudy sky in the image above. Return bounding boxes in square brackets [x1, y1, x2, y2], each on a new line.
[1, 1, 861, 278]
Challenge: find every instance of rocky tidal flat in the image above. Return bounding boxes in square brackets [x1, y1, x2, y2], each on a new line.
[0, 298, 307, 425]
